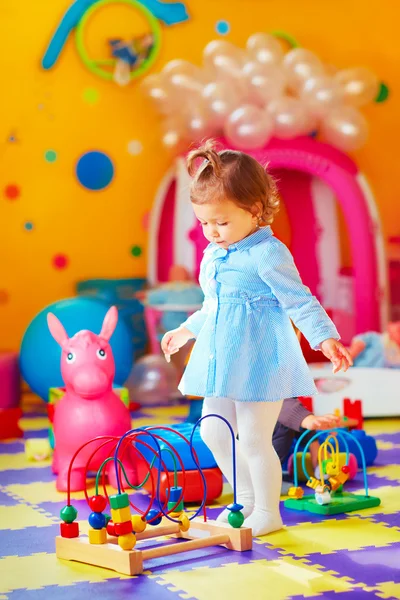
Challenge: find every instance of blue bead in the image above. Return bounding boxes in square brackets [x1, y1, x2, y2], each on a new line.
[88, 511, 106, 530]
[169, 486, 183, 503]
[146, 508, 162, 526]
[226, 502, 244, 512]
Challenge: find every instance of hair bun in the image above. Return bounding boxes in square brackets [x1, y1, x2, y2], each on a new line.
[187, 139, 222, 177]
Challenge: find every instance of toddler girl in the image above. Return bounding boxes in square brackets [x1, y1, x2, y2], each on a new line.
[161, 141, 352, 536]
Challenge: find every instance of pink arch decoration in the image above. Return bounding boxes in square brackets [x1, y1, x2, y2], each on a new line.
[149, 136, 383, 335]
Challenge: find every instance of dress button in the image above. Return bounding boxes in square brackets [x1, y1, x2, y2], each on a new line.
[209, 354, 214, 360]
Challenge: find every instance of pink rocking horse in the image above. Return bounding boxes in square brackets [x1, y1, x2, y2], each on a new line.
[47, 306, 136, 492]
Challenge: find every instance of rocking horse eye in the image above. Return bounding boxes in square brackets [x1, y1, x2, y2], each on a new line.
[66, 352, 76, 364]
[97, 348, 107, 360]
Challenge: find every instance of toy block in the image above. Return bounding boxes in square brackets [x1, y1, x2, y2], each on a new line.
[298, 396, 313, 412]
[111, 506, 131, 523]
[60, 521, 79, 538]
[0, 408, 23, 440]
[109, 493, 130, 510]
[288, 486, 304, 499]
[89, 527, 107, 545]
[115, 519, 133, 536]
[25, 439, 52, 461]
[343, 398, 363, 429]
[306, 477, 320, 490]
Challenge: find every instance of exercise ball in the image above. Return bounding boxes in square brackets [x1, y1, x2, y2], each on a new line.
[20, 297, 134, 401]
[125, 355, 179, 406]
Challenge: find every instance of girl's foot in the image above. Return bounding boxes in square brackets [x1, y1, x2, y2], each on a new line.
[243, 509, 283, 536]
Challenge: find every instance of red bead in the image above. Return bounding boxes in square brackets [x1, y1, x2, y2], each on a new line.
[341, 465, 350, 474]
[115, 520, 133, 536]
[106, 520, 116, 536]
[89, 494, 107, 513]
[60, 521, 79, 538]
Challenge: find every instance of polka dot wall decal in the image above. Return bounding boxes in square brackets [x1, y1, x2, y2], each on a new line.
[24, 221, 34, 231]
[76, 150, 114, 191]
[127, 140, 143, 155]
[130, 245, 142, 257]
[0, 289, 9, 304]
[4, 184, 20, 200]
[83, 88, 100, 104]
[53, 254, 69, 269]
[216, 20, 230, 35]
[45, 150, 57, 162]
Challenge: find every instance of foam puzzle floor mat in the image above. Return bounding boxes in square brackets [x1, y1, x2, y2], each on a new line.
[0, 394, 399, 600]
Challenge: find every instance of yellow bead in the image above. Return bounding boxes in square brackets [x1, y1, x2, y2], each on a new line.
[178, 514, 190, 532]
[111, 506, 131, 523]
[288, 486, 304, 499]
[169, 510, 183, 518]
[118, 532, 136, 550]
[131, 515, 146, 533]
[88, 527, 107, 545]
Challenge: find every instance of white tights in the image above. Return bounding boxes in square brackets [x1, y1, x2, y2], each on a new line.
[201, 396, 284, 537]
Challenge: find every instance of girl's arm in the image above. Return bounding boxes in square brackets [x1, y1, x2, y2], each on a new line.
[278, 398, 312, 432]
[258, 239, 340, 351]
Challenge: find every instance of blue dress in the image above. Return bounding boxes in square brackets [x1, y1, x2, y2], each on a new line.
[178, 227, 340, 402]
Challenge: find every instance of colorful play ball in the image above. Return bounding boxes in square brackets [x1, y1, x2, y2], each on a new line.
[125, 355, 179, 406]
[20, 297, 134, 401]
[228, 511, 245, 528]
[146, 508, 162, 525]
[88, 511, 107, 530]
[88, 494, 107, 513]
[60, 505, 78, 523]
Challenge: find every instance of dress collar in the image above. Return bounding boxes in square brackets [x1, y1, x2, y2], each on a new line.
[204, 227, 273, 255]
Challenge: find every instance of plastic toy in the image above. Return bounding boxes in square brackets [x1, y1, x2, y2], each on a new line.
[25, 439, 52, 462]
[299, 397, 363, 428]
[318, 429, 378, 467]
[0, 408, 23, 440]
[288, 451, 358, 482]
[47, 306, 136, 492]
[134, 422, 223, 502]
[285, 429, 380, 515]
[125, 354, 179, 406]
[0, 352, 20, 409]
[41, 0, 189, 81]
[55, 415, 251, 575]
[20, 297, 133, 402]
[148, 137, 387, 342]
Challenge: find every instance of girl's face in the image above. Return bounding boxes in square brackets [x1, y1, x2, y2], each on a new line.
[193, 199, 260, 249]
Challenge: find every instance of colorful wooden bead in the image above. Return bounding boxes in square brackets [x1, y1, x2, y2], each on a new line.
[111, 506, 131, 524]
[178, 514, 190, 532]
[118, 532, 136, 550]
[228, 510, 244, 528]
[115, 519, 133, 536]
[131, 515, 147, 533]
[60, 505, 78, 523]
[226, 502, 244, 512]
[146, 508, 162, 526]
[109, 493, 130, 510]
[341, 465, 350, 474]
[88, 527, 107, 544]
[60, 521, 79, 538]
[88, 512, 106, 530]
[88, 494, 107, 513]
[106, 519, 116, 536]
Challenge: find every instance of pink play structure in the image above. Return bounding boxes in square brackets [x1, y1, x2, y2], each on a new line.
[47, 306, 135, 492]
[148, 136, 388, 343]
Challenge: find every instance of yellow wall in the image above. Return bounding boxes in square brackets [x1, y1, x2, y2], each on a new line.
[1, 0, 398, 351]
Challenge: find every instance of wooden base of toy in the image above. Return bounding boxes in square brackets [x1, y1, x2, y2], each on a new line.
[284, 492, 381, 515]
[56, 518, 252, 575]
[56, 517, 252, 576]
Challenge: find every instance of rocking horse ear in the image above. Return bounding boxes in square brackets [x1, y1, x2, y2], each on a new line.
[99, 306, 118, 341]
[47, 313, 69, 347]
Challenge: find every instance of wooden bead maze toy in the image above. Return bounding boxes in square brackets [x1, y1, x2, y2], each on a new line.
[285, 428, 380, 515]
[56, 414, 252, 575]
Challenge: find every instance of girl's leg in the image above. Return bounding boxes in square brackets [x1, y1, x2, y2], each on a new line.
[201, 397, 254, 521]
[236, 400, 284, 536]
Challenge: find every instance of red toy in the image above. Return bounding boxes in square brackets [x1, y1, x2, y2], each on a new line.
[0, 407, 23, 440]
[47, 306, 136, 492]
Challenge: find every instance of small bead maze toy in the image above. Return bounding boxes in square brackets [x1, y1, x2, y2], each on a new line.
[285, 428, 381, 515]
[56, 414, 252, 575]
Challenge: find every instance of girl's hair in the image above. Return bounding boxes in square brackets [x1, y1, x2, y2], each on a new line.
[187, 139, 279, 225]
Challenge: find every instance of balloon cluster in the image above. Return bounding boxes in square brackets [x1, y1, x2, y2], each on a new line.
[141, 34, 381, 153]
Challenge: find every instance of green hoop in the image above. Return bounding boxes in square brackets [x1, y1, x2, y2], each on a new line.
[271, 30, 299, 49]
[76, 0, 162, 81]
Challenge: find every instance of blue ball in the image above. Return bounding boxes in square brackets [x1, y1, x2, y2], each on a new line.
[88, 511, 106, 530]
[146, 508, 162, 526]
[76, 151, 114, 191]
[20, 297, 134, 401]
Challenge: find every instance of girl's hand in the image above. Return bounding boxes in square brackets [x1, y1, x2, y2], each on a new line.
[320, 338, 353, 373]
[161, 327, 193, 363]
[301, 414, 340, 431]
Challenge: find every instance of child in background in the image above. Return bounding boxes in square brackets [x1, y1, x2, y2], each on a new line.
[161, 141, 352, 536]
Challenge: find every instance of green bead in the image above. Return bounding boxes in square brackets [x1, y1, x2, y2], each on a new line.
[168, 499, 184, 513]
[228, 510, 244, 528]
[109, 493, 130, 509]
[104, 513, 111, 525]
[60, 505, 78, 523]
